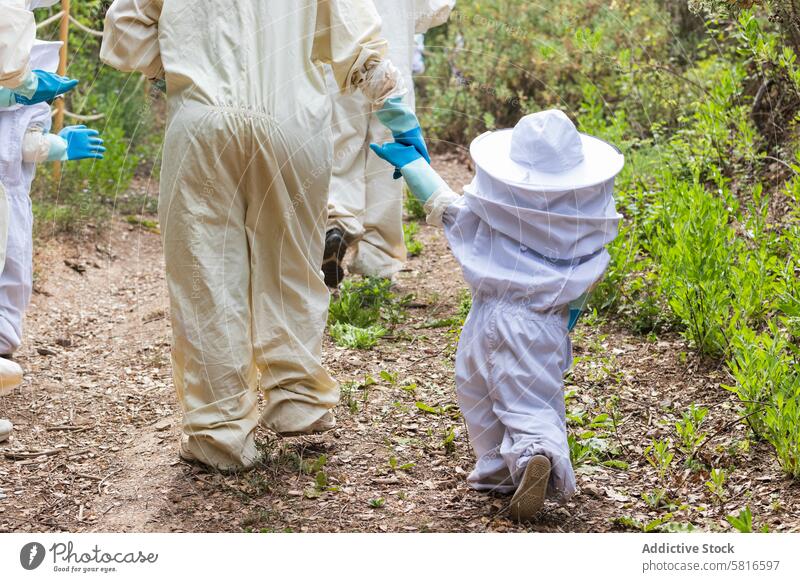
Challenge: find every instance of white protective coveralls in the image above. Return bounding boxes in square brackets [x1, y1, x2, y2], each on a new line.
[326, 0, 455, 277]
[101, 0, 406, 470]
[421, 113, 623, 501]
[0, 0, 36, 280]
[0, 38, 61, 356]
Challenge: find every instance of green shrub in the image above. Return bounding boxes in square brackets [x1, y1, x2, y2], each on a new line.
[328, 277, 409, 349]
[30, 1, 162, 236]
[419, 0, 675, 149]
[726, 326, 798, 432]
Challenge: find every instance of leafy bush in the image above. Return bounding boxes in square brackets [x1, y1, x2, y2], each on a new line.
[726, 325, 800, 477]
[419, 0, 703, 149]
[29, 1, 163, 236]
[328, 277, 409, 349]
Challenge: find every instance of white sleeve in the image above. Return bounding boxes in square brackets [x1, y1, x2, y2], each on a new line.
[424, 187, 460, 227]
[100, 0, 164, 79]
[21, 127, 52, 163]
[414, 0, 456, 34]
[313, 0, 405, 105]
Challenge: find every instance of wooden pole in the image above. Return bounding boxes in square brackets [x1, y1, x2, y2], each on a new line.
[54, 0, 70, 180]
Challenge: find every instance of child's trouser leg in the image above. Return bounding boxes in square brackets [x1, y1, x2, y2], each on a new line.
[0, 182, 33, 355]
[492, 304, 575, 501]
[456, 305, 513, 492]
[460, 297, 575, 501]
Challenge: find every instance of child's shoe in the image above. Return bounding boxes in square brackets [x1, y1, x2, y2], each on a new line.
[509, 455, 551, 522]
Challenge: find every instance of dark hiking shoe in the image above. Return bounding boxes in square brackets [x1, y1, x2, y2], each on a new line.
[322, 228, 348, 288]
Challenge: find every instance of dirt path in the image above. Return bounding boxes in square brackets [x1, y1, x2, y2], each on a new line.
[1, 156, 798, 533]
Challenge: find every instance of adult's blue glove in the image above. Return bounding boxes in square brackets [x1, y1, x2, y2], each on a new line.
[375, 96, 430, 178]
[14, 70, 79, 106]
[51, 125, 106, 161]
[370, 142, 446, 203]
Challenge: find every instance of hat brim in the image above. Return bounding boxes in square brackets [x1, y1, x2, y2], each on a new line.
[470, 128, 625, 191]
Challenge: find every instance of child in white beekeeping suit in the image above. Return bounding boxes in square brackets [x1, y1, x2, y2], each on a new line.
[0, 0, 84, 444]
[0, 38, 104, 416]
[371, 109, 624, 521]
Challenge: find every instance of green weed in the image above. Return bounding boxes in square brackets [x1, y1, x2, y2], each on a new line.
[675, 404, 709, 456]
[403, 222, 424, 257]
[404, 188, 426, 220]
[726, 506, 769, 533]
[329, 322, 387, 349]
[706, 468, 726, 503]
[645, 439, 675, 485]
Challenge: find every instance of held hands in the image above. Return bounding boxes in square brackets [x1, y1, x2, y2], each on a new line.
[369, 141, 422, 170]
[372, 97, 444, 202]
[370, 141, 445, 203]
[59, 125, 106, 161]
[375, 96, 430, 178]
[14, 70, 79, 106]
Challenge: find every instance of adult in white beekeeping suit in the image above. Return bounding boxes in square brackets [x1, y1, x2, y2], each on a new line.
[321, 0, 455, 287]
[372, 109, 624, 521]
[101, 0, 427, 471]
[0, 0, 83, 444]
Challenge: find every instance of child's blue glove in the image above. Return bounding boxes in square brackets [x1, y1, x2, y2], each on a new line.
[47, 125, 105, 161]
[370, 142, 446, 203]
[567, 293, 590, 331]
[14, 70, 79, 106]
[375, 96, 430, 178]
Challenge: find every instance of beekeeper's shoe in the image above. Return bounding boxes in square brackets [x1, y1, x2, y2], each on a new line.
[275, 411, 336, 438]
[0, 358, 23, 396]
[0, 419, 12, 443]
[178, 435, 259, 473]
[509, 455, 551, 522]
[322, 228, 348, 288]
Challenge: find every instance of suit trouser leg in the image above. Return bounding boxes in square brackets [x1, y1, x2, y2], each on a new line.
[249, 117, 339, 433]
[159, 107, 259, 470]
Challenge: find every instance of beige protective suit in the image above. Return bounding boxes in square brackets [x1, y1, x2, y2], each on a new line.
[327, 0, 454, 277]
[0, 0, 36, 277]
[101, 0, 404, 470]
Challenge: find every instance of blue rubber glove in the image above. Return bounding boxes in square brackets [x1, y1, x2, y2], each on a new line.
[55, 125, 106, 161]
[370, 142, 446, 203]
[375, 96, 430, 178]
[14, 70, 79, 106]
[567, 293, 590, 331]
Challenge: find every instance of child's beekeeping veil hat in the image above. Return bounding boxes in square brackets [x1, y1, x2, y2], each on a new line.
[462, 109, 624, 260]
[470, 109, 624, 191]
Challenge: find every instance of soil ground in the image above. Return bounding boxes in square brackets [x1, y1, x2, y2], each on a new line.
[1, 155, 799, 533]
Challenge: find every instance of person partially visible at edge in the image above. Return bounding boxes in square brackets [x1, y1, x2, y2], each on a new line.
[371, 109, 624, 522]
[0, 0, 83, 444]
[100, 0, 431, 472]
[321, 0, 455, 288]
